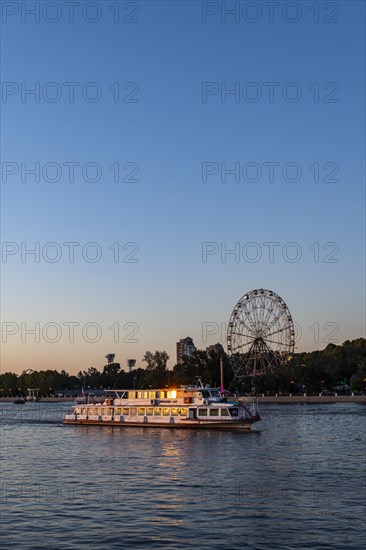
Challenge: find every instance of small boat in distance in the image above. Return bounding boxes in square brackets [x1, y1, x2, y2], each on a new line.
[13, 398, 25, 405]
[63, 383, 260, 430]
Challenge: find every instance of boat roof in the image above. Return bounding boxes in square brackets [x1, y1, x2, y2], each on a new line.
[103, 386, 221, 393]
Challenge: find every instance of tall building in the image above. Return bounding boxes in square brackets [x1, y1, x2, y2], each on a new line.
[176, 337, 197, 364]
[206, 342, 225, 355]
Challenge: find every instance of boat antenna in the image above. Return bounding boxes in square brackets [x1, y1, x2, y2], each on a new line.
[194, 376, 204, 388]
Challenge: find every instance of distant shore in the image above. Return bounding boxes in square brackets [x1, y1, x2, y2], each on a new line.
[1, 395, 365, 404]
[255, 395, 366, 403]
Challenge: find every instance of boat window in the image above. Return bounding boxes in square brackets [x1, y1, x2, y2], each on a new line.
[138, 392, 143, 399]
[115, 407, 122, 415]
[171, 408, 179, 416]
[148, 392, 155, 399]
[155, 391, 160, 398]
[167, 390, 177, 399]
[221, 408, 230, 416]
[108, 408, 113, 415]
[209, 409, 219, 416]
[229, 408, 239, 417]
[202, 390, 211, 398]
[179, 408, 188, 416]
[154, 408, 162, 416]
[96, 408, 102, 415]
[146, 407, 154, 416]
[143, 391, 148, 399]
[162, 407, 170, 416]
[138, 407, 145, 416]
[210, 390, 220, 397]
[122, 408, 129, 415]
[82, 408, 87, 415]
[198, 408, 207, 416]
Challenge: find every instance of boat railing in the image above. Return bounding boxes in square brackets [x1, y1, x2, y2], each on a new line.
[239, 396, 260, 417]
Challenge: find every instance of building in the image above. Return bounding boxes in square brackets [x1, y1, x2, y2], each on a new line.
[206, 342, 225, 356]
[176, 337, 197, 364]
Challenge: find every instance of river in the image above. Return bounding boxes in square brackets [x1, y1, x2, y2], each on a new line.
[1, 402, 365, 549]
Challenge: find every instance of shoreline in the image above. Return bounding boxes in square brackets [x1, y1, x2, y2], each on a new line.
[1, 396, 365, 404]
[256, 395, 366, 403]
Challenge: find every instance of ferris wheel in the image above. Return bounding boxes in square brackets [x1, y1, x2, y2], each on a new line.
[227, 289, 295, 381]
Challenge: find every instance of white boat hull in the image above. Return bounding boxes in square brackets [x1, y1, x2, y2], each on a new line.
[63, 417, 258, 430]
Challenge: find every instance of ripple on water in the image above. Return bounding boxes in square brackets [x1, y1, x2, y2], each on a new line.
[0, 402, 365, 549]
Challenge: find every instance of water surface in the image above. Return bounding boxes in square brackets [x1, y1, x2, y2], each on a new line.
[1, 402, 365, 549]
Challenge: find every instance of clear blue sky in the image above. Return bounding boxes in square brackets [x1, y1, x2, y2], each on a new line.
[1, 0, 365, 374]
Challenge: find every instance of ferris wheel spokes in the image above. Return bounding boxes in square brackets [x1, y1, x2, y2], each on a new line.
[227, 289, 295, 382]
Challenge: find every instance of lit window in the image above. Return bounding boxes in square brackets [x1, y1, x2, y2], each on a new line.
[138, 407, 145, 416]
[163, 408, 170, 416]
[167, 390, 177, 399]
[122, 408, 130, 416]
[146, 407, 153, 416]
[154, 408, 162, 416]
[179, 408, 188, 417]
[115, 407, 122, 415]
[171, 408, 179, 416]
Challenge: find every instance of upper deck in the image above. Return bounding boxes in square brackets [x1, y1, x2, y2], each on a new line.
[103, 386, 224, 407]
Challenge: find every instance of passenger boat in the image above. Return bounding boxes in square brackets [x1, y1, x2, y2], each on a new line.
[63, 384, 260, 430]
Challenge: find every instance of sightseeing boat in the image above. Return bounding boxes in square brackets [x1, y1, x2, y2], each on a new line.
[63, 385, 260, 430]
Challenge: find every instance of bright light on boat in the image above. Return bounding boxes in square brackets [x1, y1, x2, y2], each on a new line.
[168, 390, 177, 399]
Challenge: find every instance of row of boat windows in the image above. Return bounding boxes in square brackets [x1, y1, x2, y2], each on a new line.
[118, 390, 179, 399]
[119, 390, 219, 399]
[79, 407, 234, 417]
[81, 407, 189, 417]
[198, 408, 231, 417]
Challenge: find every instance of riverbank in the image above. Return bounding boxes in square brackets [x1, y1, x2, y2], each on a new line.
[1, 395, 365, 404]
[255, 395, 366, 403]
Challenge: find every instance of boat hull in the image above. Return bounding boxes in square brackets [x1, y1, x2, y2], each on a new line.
[63, 418, 257, 430]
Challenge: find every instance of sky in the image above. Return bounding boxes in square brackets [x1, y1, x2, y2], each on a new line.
[1, 0, 365, 375]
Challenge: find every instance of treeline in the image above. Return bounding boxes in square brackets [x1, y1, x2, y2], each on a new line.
[1, 339, 365, 397]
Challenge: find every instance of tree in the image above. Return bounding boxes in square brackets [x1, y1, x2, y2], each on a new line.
[102, 363, 121, 388]
[142, 351, 169, 387]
